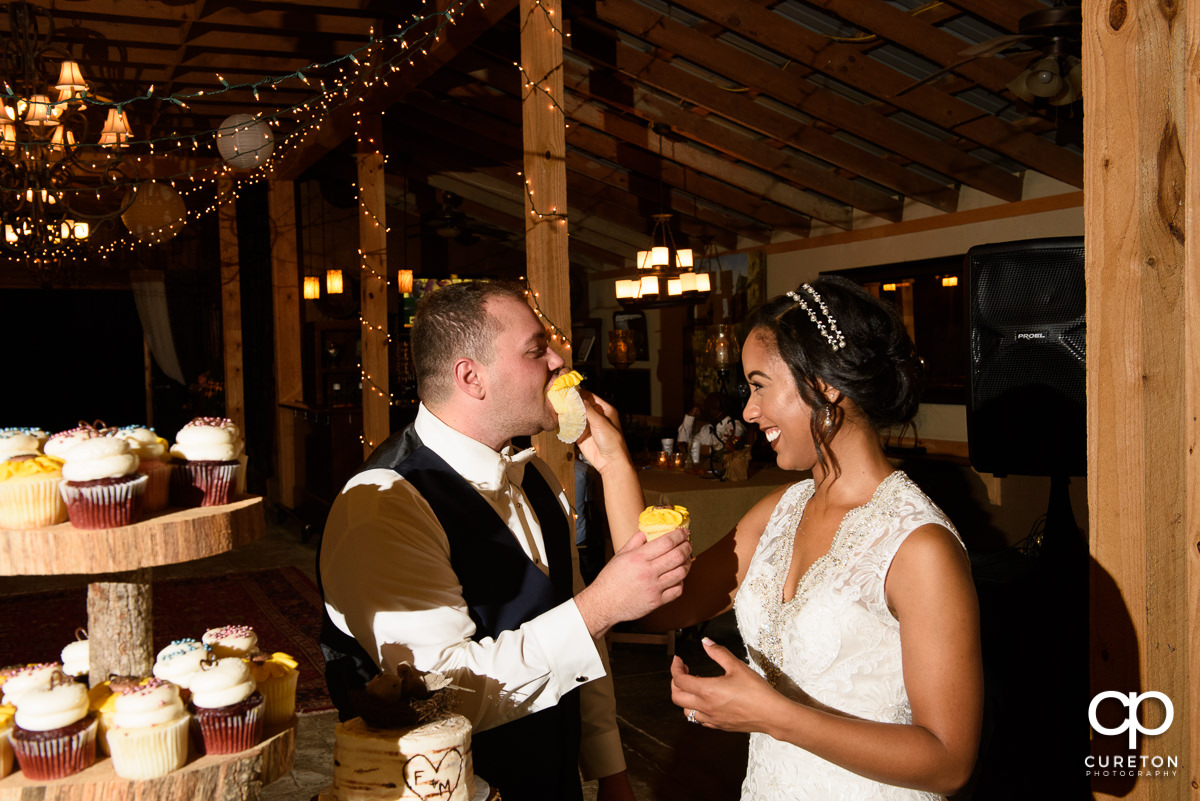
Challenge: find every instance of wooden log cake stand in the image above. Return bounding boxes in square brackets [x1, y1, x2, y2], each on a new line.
[0, 497, 295, 799]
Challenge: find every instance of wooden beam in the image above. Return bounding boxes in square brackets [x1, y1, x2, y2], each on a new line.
[521, 0, 574, 499]
[269, 180, 302, 509]
[217, 178, 245, 434]
[1084, 0, 1195, 798]
[357, 114, 390, 456]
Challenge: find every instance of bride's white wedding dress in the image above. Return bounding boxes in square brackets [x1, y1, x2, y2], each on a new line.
[734, 470, 960, 800]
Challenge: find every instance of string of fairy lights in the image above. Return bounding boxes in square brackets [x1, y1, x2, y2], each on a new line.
[1, 1, 492, 254]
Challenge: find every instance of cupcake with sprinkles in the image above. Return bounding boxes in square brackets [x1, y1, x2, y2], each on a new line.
[58, 436, 147, 529]
[202, 625, 259, 659]
[114, 426, 173, 512]
[190, 657, 264, 755]
[0, 428, 46, 462]
[151, 639, 212, 697]
[105, 678, 190, 779]
[169, 417, 244, 507]
[1, 663, 62, 707]
[43, 422, 103, 461]
[9, 669, 98, 781]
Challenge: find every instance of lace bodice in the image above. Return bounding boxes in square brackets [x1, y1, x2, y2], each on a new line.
[733, 470, 960, 801]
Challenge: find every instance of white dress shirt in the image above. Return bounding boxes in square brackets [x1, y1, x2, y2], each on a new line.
[320, 404, 624, 779]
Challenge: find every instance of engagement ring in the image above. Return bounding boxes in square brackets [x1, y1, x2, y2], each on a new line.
[686, 709, 698, 724]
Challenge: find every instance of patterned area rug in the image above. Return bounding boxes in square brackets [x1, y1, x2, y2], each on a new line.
[0, 566, 332, 715]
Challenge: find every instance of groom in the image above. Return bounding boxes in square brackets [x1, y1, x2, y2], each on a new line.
[318, 281, 691, 801]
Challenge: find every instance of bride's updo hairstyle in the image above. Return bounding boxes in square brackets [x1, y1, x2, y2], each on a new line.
[746, 275, 925, 477]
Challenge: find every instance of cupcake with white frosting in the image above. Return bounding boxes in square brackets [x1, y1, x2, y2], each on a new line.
[0, 663, 62, 707]
[60, 631, 90, 680]
[114, 426, 172, 512]
[202, 625, 259, 659]
[169, 417, 244, 507]
[190, 657, 263, 754]
[43, 423, 101, 460]
[151, 639, 212, 694]
[58, 436, 147, 529]
[0, 428, 45, 462]
[9, 671, 98, 780]
[105, 679, 190, 779]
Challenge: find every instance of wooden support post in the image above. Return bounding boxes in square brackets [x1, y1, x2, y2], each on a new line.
[1084, 3, 1197, 798]
[521, 0, 573, 498]
[269, 180, 302, 509]
[217, 179, 245, 433]
[87, 568, 152, 684]
[357, 115, 390, 456]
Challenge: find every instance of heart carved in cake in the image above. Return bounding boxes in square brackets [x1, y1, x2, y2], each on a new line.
[404, 749, 463, 800]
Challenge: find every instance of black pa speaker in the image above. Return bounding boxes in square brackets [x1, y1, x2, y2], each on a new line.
[966, 236, 1085, 477]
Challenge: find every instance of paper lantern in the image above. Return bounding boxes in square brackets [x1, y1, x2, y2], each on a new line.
[121, 182, 186, 243]
[216, 113, 275, 169]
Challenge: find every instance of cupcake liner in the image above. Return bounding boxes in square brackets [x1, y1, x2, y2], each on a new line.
[106, 714, 189, 780]
[170, 461, 238, 508]
[11, 716, 98, 781]
[194, 692, 263, 755]
[0, 477, 67, 529]
[138, 460, 172, 512]
[59, 474, 148, 530]
[0, 724, 13, 778]
[257, 670, 298, 726]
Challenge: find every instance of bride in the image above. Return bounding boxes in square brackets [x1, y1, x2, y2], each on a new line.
[622, 276, 982, 799]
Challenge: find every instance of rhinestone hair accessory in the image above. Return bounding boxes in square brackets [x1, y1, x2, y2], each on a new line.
[785, 284, 846, 351]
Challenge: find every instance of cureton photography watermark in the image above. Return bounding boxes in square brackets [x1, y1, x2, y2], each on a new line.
[1086, 690, 1179, 778]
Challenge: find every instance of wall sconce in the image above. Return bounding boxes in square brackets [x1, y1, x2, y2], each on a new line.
[326, 268, 344, 294]
[303, 276, 320, 299]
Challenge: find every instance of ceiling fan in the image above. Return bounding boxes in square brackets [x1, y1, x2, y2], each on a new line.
[897, 4, 1082, 107]
[420, 191, 514, 246]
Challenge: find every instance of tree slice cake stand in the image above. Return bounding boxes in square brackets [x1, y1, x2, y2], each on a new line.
[0, 497, 266, 682]
[0, 497, 295, 798]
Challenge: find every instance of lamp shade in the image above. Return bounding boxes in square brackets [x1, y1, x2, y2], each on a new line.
[55, 61, 87, 94]
[121, 182, 187, 243]
[216, 113, 275, 169]
[397, 269, 413, 294]
[303, 276, 321, 299]
[326, 268, 344, 294]
[98, 108, 131, 147]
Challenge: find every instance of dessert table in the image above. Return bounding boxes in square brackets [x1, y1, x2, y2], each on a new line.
[640, 463, 799, 553]
[0, 497, 295, 800]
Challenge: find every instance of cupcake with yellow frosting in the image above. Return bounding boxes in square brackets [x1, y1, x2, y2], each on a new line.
[638, 504, 690, 541]
[246, 652, 299, 726]
[0, 454, 67, 529]
[58, 437, 147, 529]
[547, 370, 587, 443]
[0, 702, 13, 778]
[114, 426, 172, 512]
[169, 417, 244, 507]
[105, 678, 190, 779]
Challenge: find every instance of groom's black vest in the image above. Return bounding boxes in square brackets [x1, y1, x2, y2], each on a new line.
[317, 425, 584, 801]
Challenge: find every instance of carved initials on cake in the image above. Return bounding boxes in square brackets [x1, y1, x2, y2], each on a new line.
[404, 749, 463, 800]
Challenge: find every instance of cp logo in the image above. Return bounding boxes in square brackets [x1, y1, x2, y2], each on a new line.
[1089, 691, 1173, 749]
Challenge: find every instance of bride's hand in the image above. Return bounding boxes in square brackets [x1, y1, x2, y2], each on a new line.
[669, 637, 779, 734]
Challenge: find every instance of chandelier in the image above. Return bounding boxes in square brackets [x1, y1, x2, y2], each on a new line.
[0, 2, 138, 260]
[614, 213, 711, 309]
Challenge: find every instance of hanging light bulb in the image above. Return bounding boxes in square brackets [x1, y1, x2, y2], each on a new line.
[304, 276, 320, 299]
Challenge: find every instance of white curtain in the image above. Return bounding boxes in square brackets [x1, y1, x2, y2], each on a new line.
[130, 269, 186, 385]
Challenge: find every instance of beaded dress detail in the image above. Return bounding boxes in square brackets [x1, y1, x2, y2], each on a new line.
[733, 470, 960, 801]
